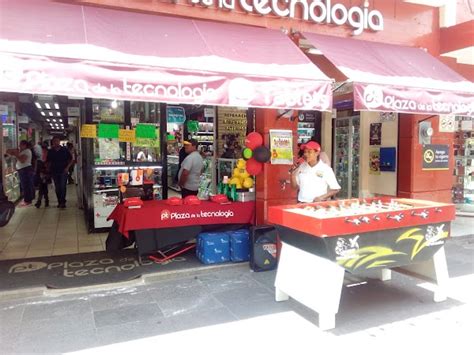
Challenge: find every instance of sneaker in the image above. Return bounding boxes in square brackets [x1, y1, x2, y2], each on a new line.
[34, 202, 41, 208]
[19, 201, 32, 207]
[59, 203, 66, 209]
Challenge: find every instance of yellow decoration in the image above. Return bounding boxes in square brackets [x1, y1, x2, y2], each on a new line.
[240, 171, 250, 179]
[233, 168, 241, 177]
[243, 177, 254, 188]
[229, 177, 241, 186]
[236, 159, 246, 169]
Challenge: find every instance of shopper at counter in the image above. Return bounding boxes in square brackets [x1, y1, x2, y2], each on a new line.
[178, 138, 203, 198]
[290, 141, 340, 203]
[6, 140, 35, 207]
[46, 137, 72, 209]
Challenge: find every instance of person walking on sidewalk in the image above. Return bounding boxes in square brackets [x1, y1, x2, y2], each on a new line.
[6, 140, 35, 207]
[34, 160, 51, 208]
[46, 137, 72, 209]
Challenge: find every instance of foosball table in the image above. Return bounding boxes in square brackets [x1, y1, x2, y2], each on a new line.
[268, 197, 456, 330]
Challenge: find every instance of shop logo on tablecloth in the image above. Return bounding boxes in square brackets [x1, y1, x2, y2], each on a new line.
[161, 209, 171, 220]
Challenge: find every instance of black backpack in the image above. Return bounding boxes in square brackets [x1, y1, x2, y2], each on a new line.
[0, 189, 15, 227]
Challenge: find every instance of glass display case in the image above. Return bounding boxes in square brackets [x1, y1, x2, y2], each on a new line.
[1, 101, 20, 202]
[83, 99, 164, 232]
[453, 117, 474, 212]
[333, 116, 360, 199]
[167, 155, 180, 192]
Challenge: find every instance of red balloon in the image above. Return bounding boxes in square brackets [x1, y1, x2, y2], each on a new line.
[245, 158, 263, 176]
[245, 132, 263, 150]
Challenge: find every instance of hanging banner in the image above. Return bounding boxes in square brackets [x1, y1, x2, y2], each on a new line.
[422, 145, 449, 171]
[135, 124, 156, 139]
[269, 130, 293, 165]
[80, 124, 97, 138]
[98, 123, 119, 139]
[118, 129, 136, 143]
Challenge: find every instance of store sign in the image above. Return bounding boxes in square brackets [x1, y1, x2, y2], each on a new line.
[166, 106, 186, 123]
[354, 83, 474, 116]
[422, 144, 449, 171]
[67, 107, 80, 117]
[439, 115, 455, 133]
[189, 0, 384, 35]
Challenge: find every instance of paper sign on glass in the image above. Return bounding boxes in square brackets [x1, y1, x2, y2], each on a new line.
[136, 124, 156, 139]
[98, 124, 119, 139]
[80, 124, 97, 138]
[119, 129, 136, 143]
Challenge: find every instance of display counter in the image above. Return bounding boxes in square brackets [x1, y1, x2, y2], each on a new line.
[107, 200, 255, 261]
[268, 197, 456, 330]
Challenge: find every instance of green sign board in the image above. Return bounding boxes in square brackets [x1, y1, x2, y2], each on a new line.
[135, 124, 157, 139]
[98, 123, 119, 139]
[134, 129, 160, 148]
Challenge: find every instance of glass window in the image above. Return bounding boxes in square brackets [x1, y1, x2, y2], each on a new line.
[130, 101, 161, 162]
[92, 99, 124, 123]
[92, 99, 126, 165]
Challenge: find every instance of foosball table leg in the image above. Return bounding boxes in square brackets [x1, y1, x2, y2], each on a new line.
[275, 288, 290, 302]
[274, 242, 345, 330]
[393, 246, 449, 303]
[376, 269, 392, 281]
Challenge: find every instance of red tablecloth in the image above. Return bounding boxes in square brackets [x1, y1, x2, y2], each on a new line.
[108, 200, 255, 237]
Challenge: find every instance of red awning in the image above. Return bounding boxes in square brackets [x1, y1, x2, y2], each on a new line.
[0, 0, 332, 111]
[303, 33, 474, 116]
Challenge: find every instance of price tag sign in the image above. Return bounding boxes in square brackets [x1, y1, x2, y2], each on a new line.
[119, 129, 136, 143]
[80, 124, 97, 138]
[136, 124, 156, 139]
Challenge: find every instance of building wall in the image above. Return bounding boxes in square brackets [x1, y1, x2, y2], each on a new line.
[359, 111, 398, 198]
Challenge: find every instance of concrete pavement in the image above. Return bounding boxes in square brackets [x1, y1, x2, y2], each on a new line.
[0, 216, 472, 354]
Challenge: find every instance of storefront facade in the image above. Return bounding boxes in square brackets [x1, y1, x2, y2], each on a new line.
[1, 0, 473, 225]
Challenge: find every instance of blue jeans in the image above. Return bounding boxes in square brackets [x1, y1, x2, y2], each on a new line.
[18, 167, 35, 203]
[52, 172, 68, 205]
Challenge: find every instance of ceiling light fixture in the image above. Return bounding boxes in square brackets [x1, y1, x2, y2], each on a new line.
[111, 100, 118, 109]
[44, 103, 51, 109]
[49, 112, 53, 116]
[41, 112, 46, 116]
[53, 119, 56, 122]
[46, 118, 50, 122]
[35, 102, 42, 109]
[54, 103, 59, 109]
[56, 112, 61, 116]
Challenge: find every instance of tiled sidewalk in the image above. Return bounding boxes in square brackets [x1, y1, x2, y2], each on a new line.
[0, 186, 106, 260]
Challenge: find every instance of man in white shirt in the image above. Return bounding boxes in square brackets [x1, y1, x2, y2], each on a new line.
[178, 139, 203, 198]
[7, 140, 35, 206]
[290, 141, 341, 203]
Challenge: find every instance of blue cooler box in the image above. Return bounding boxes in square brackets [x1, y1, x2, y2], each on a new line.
[229, 229, 250, 262]
[196, 232, 230, 264]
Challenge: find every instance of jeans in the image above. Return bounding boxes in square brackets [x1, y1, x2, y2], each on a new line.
[18, 167, 35, 203]
[52, 172, 68, 205]
[37, 181, 49, 204]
